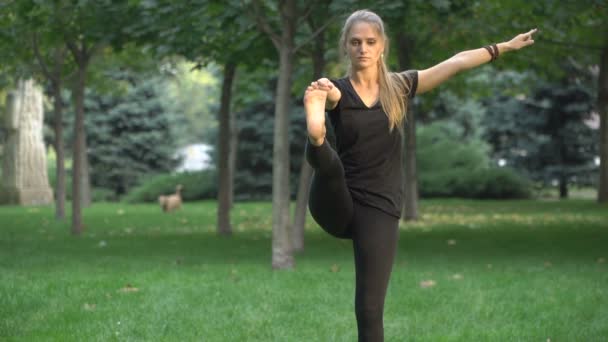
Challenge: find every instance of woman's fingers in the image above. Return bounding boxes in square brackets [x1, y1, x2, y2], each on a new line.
[523, 28, 537, 41]
[310, 80, 333, 91]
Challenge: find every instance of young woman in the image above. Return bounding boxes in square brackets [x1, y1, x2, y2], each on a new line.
[303, 9, 536, 342]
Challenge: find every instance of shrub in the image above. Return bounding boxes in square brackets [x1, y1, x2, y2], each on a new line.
[123, 170, 217, 203]
[417, 123, 531, 199]
[472, 167, 532, 199]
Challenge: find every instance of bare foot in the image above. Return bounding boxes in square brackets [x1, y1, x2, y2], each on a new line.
[304, 85, 328, 146]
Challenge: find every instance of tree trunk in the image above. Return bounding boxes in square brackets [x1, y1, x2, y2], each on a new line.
[71, 60, 87, 235]
[217, 61, 237, 236]
[403, 113, 419, 220]
[80, 136, 91, 207]
[293, 24, 326, 253]
[228, 91, 238, 209]
[52, 79, 65, 220]
[396, 31, 419, 220]
[293, 151, 312, 253]
[51, 46, 67, 218]
[559, 173, 569, 199]
[598, 43, 608, 202]
[272, 0, 296, 269]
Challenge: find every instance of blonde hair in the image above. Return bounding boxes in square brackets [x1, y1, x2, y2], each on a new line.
[339, 9, 412, 133]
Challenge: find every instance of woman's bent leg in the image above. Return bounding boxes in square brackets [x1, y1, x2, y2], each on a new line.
[306, 139, 354, 239]
[351, 203, 399, 342]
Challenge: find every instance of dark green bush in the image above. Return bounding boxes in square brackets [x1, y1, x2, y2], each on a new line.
[472, 167, 532, 199]
[123, 170, 217, 203]
[417, 123, 531, 199]
[420, 167, 531, 199]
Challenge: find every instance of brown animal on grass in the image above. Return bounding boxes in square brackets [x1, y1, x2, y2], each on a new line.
[158, 185, 183, 212]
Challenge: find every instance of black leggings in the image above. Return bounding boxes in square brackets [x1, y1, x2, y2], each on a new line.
[306, 139, 399, 342]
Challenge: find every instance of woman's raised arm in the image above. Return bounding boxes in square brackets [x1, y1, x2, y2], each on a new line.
[415, 28, 537, 94]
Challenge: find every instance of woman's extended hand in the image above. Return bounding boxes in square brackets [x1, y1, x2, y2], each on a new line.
[309, 78, 334, 92]
[306, 78, 341, 109]
[507, 28, 537, 50]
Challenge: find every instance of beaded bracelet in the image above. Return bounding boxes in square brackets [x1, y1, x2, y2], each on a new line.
[483, 45, 495, 61]
[492, 43, 499, 60]
[483, 44, 499, 61]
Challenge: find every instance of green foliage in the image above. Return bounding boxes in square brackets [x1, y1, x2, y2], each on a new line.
[160, 60, 220, 146]
[417, 122, 531, 198]
[83, 69, 181, 197]
[123, 170, 216, 203]
[425, 89, 488, 140]
[483, 67, 598, 188]
[233, 100, 307, 201]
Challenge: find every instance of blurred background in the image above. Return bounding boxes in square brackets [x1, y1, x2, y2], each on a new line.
[0, 0, 606, 245]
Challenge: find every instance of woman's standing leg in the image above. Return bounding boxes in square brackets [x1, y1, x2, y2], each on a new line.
[351, 202, 400, 342]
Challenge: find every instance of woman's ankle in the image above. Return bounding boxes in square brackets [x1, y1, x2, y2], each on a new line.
[308, 136, 325, 147]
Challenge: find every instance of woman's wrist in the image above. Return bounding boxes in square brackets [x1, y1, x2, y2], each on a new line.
[327, 87, 340, 102]
[497, 42, 514, 54]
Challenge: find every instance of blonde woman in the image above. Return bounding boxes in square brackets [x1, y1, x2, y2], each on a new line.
[303, 9, 536, 341]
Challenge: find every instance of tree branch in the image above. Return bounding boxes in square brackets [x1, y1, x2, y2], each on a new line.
[65, 38, 81, 62]
[297, 4, 314, 27]
[251, 0, 280, 50]
[31, 32, 53, 81]
[89, 41, 105, 61]
[294, 14, 339, 54]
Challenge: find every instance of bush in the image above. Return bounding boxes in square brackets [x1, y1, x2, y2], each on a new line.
[420, 167, 531, 199]
[472, 168, 532, 199]
[123, 170, 217, 203]
[417, 123, 531, 199]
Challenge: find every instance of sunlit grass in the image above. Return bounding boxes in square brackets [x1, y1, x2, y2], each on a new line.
[1, 199, 607, 341]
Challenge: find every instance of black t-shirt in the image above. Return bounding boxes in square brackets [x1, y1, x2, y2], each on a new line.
[328, 70, 418, 218]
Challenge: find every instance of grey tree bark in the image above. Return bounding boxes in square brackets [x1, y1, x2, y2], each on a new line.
[31, 35, 69, 219]
[67, 40, 91, 235]
[51, 74, 66, 218]
[228, 81, 238, 209]
[270, 0, 297, 269]
[293, 23, 325, 252]
[217, 61, 237, 235]
[598, 43, 608, 202]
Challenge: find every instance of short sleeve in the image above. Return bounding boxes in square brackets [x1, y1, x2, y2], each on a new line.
[401, 70, 418, 99]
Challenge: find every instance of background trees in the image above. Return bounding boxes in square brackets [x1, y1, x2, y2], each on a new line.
[0, 1, 603, 269]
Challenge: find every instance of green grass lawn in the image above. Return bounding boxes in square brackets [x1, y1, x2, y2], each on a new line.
[1, 199, 607, 341]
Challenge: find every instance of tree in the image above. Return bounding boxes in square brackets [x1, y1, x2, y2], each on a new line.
[0, 1, 74, 219]
[249, 0, 345, 268]
[292, 1, 335, 252]
[472, 0, 608, 201]
[483, 71, 597, 197]
[85, 70, 180, 197]
[50, 1, 138, 233]
[132, 0, 271, 236]
[249, 0, 300, 269]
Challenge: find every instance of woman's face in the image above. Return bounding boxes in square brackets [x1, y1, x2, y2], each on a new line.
[346, 21, 384, 71]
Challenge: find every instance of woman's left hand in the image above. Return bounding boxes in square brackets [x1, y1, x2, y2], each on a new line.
[507, 28, 537, 50]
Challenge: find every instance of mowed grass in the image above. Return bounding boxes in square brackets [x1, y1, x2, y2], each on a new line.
[1, 199, 607, 341]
